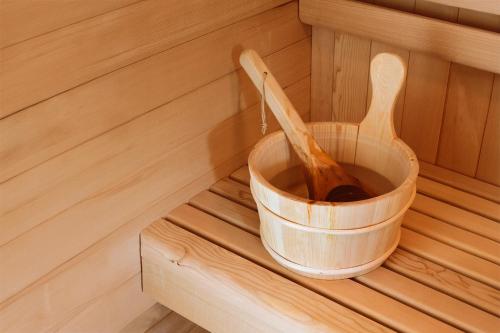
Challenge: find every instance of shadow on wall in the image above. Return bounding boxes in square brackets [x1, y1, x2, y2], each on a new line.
[207, 44, 265, 181]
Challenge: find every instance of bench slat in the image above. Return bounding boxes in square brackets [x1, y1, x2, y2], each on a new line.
[167, 205, 460, 333]
[400, 229, 500, 289]
[418, 161, 500, 203]
[417, 177, 500, 221]
[217, 174, 500, 314]
[412, 194, 500, 242]
[142, 219, 393, 333]
[403, 210, 500, 264]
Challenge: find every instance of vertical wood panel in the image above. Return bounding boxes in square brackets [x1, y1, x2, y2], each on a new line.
[436, 8, 496, 176]
[311, 26, 335, 121]
[477, 75, 500, 185]
[332, 33, 371, 122]
[399, 0, 457, 163]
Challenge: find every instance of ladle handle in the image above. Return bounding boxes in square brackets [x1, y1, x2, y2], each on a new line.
[359, 53, 406, 143]
[239, 49, 319, 167]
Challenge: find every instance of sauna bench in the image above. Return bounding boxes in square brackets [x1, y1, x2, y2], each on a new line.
[140, 164, 500, 333]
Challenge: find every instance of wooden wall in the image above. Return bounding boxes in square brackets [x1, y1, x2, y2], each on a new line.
[0, 1, 311, 331]
[311, 0, 500, 186]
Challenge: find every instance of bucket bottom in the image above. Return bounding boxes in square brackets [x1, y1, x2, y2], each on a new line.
[261, 229, 401, 280]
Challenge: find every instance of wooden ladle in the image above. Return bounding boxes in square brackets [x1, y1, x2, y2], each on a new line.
[240, 49, 371, 202]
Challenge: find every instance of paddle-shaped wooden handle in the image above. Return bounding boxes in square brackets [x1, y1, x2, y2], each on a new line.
[239, 49, 323, 169]
[359, 53, 406, 143]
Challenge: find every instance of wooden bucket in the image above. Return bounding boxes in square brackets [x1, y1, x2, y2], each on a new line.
[248, 54, 419, 279]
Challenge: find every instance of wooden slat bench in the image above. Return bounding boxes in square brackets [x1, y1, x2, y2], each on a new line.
[141, 165, 500, 333]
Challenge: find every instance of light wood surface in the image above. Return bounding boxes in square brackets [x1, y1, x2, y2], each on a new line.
[422, 0, 500, 15]
[119, 304, 171, 333]
[152, 164, 500, 332]
[224, 166, 500, 310]
[0, 0, 139, 48]
[300, 0, 500, 73]
[416, 177, 500, 221]
[332, 33, 371, 122]
[437, 64, 494, 176]
[307, 0, 500, 183]
[0, 2, 311, 331]
[0, 0, 291, 117]
[418, 161, 500, 202]
[311, 27, 335, 121]
[167, 204, 460, 332]
[477, 74, 500, 186]
[240, 48, 367, 202]
[142, 220, 392, 333]
[0, 2, 309, 184]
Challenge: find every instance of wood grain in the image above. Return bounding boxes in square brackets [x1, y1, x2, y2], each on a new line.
[400, 53, 450, 162]
[419, 161, 500, 202]
[399, 0, 457, 163]
[0, 0, 139, 48]
[367, 42, 409, 135]
[299, 0, 500, 73]
[422, 0, 500, 15]
[400, 228, 500, 288]
[145, 312, 195, 333]
[0, 2, 309, 184]
[226, 166, 500, 320]
[119, 304, 171, 333]
[403, 210, 500, 264]
[332, 33, 371, 122]
[437, 64, 494, 175]
[386, 249, 500, 316]
[476, 75, 500, 186]
[416, 177, 500, 221]
[0, 0, 291, 117]
[0, 141, 263, 333]
[356, 267, 499, 333]
[168, 204, 459, 333]
[142, 220, 392, 333]
[311, 26, 335, 121]
[0, 76, 310, 304]
[0, 40, 310, 247]
[412, 194, 500, 242]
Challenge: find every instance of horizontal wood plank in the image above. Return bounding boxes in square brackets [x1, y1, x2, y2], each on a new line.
[417, 177, 500, 221]
[226, 165, 500, 314]
[0, 146, 258, 332]
[403, 210, 500, 264]
[412, 194, 500, 242]
[0, 37, 310, 246]
[386, 249, 500, 316]
[355, 268, 499, 333]
[0, 2, 309, 183]
[299, 0, 500, 73]
[0, 75, 310, 303]
[0, 0, 139, 48]
[0, 0, 291, 116]
[400, 229, 500, 288]
[142, 220, 392, 333]
[419, 161, 500, 203]
[167, 205, 459, 333]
